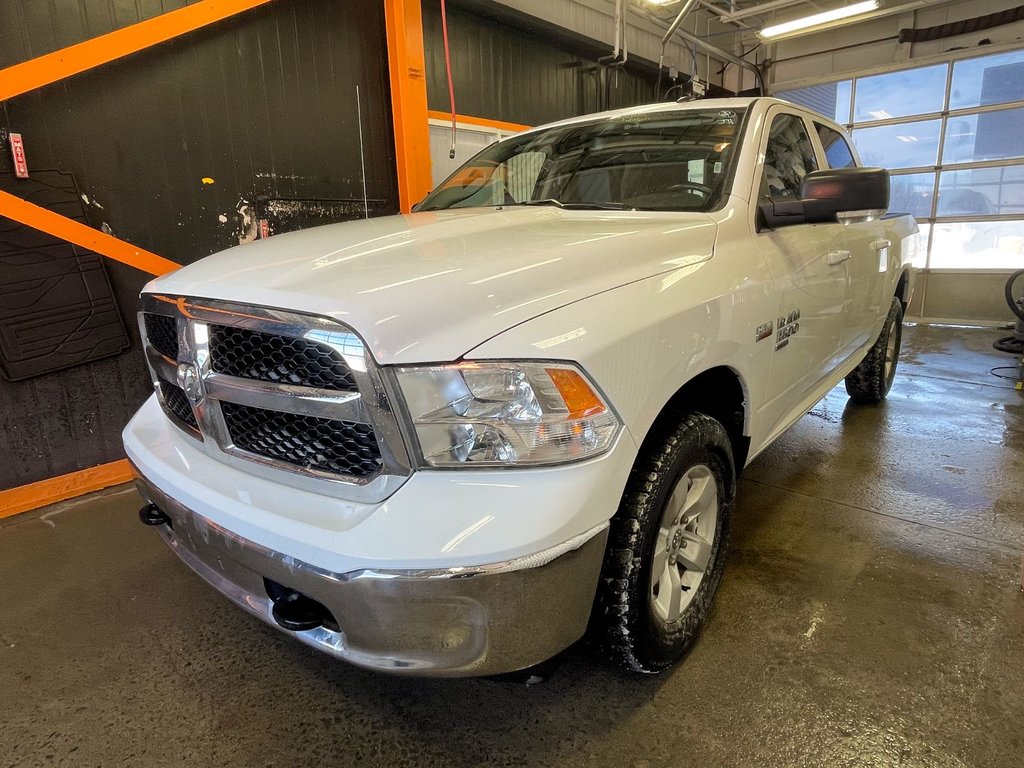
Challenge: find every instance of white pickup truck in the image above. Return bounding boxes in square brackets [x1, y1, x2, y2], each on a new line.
[125, 97, 916, 676]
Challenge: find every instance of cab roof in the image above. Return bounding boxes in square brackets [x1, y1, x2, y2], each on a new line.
[516, 97, 785, 137]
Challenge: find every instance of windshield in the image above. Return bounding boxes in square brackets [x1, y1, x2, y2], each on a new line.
[417, 107, 746, 213]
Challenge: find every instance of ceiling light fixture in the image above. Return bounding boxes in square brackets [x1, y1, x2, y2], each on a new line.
[759, 1, 879, 39]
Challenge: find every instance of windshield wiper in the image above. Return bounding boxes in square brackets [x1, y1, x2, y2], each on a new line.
[519, 199, 635, 211]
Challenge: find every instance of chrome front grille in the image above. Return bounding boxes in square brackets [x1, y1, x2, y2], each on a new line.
[138, 295, 411, 502]
[220, 402, 382, 478]
[144, 312, 179, 361]
[209, 324, 358, 391]
[159, 380, 199, 432]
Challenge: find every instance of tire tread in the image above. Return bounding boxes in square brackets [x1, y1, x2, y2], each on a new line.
[596, 413, 734, 673]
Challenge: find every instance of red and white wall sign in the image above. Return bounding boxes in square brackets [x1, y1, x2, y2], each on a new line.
[9, 133, 28, 178]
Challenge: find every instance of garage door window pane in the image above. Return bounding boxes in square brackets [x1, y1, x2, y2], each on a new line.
[937, 166, 1024, 217]
[852, 120, 941, 169]
[853, 64, 947, 122]
[909, 223, 930, 269]
[943, 107, 1024, 164]
[949, 50, 1024, 109]
[776, 80, 851, 123]
[929, 220, 1024, 269]
[890, 173, 935, 219]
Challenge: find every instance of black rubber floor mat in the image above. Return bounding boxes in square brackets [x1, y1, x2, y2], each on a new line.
[0, 170, 129, 381]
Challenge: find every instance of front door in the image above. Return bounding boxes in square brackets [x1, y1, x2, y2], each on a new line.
[754, 109, 849, 440]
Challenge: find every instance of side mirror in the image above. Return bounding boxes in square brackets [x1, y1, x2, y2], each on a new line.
[759, 167, 890, 228]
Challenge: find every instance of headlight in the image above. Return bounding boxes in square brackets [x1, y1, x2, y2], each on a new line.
[395, 361, 621, 467]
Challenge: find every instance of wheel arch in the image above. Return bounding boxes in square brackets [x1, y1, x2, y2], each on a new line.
[637, 366, 751, 473]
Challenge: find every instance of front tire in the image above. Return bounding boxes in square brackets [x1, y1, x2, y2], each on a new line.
[845, 296, 904, 404]
[595, 412, 735, 673]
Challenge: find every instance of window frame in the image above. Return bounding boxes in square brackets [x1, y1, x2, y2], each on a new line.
[812, 121, 859, 170]
[751, 105, 833, 233]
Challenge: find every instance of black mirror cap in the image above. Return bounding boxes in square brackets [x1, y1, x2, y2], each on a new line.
[800, 167, 890, 223]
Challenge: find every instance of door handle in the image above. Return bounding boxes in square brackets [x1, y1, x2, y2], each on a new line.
[827, 249, 851, 266]
[870, 238, 891, 251]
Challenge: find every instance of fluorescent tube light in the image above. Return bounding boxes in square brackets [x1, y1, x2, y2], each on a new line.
[759, 1, 879, 39]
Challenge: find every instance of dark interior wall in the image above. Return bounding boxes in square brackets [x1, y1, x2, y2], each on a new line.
[0, 0, 398, 490]
[422, 0, 659, 126]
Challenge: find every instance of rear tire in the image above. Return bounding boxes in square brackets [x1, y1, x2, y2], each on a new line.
[595, 413, 735, 673]
[845, 296, 903, 404]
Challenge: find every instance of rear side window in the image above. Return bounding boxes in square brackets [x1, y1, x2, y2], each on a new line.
[815, 123, 857, 168]
[762, 114, 818, 200]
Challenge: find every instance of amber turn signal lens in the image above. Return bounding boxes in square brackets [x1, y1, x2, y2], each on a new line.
[546, 367, 606, 419]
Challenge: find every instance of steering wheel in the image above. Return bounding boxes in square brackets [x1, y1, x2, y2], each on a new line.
[667, 181, 712, 197]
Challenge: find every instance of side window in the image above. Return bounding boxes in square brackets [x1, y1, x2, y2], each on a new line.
[762, 114, 819, 200]
[815, 123, 857, 168]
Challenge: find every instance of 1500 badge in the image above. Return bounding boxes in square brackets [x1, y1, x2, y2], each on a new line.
[776, 309, 801, 350]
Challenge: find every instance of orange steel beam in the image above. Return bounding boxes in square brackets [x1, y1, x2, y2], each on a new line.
[0, 191, 180, 275]
[428, 110, 531, 134]
[0, 0, 273, 102]
[0, 460, 134, 519]
[384, 0, 433, 213]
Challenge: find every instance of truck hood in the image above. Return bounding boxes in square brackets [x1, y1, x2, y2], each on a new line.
[150, 207, 717, 364]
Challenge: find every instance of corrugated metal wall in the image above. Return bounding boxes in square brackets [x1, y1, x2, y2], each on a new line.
[0, 0, 398, 490]
[422, 0, 659, 126]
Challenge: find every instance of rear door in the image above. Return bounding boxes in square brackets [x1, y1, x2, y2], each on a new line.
[752, 107, 849, 439]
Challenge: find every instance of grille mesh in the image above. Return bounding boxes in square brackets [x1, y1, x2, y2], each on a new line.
[209, 325, 356, 391]
[144, 313, 179, 360]
[159, 381, 198, 430]
[221, 402, 381, 478]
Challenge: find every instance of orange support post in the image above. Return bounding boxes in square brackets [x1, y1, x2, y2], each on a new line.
[0, 0, 274, 102]
[384, 0, 433, 213]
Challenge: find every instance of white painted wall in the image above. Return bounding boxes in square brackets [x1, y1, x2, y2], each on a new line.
[767, 0, 1024, 88]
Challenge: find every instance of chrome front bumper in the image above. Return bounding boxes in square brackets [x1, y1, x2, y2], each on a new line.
[135, 473, 608, 677]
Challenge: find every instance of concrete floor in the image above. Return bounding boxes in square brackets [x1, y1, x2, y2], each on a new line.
[2, 325, 1021, 768]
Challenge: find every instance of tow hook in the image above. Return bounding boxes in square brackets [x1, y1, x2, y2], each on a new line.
[138, 503, 171, 527]
[265, 580, 331, 632]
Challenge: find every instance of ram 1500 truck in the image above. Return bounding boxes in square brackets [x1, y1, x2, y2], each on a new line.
[125, 97, 916, 676]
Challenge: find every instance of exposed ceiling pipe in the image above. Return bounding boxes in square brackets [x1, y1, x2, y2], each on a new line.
[672, 25, 765, 93]
[655, 0, 699, 97]
[717, 0, 809, 23]
[653, 1, 765, 94]
[613, 0, 622, 58]
[660, 0, 701, 46]
[696, 0, 759, 32]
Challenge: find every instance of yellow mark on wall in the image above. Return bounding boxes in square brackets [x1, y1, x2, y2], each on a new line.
[201, 177, 215, 185]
